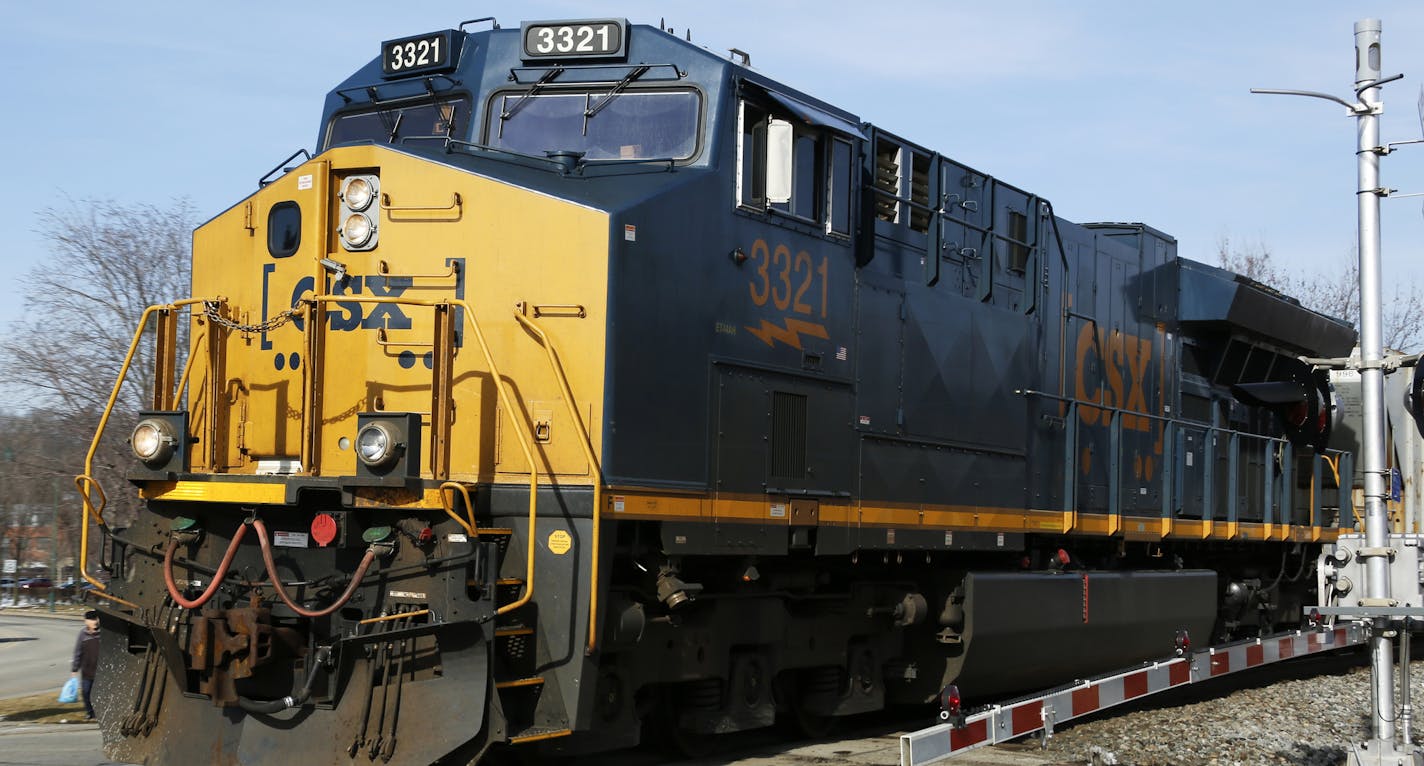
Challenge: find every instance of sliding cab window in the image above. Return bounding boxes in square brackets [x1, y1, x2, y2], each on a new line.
[486, 88, 701, 161]
[827, 138, 852, 235]
[739, 99, 852, 236]
[325, 96, 471, 149]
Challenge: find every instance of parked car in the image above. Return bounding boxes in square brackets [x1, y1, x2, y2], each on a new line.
[18, 577, 53, 590]
[55, 580, 96, 601]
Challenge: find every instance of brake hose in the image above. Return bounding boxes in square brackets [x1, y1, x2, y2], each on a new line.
[237, 645, 333, 714]
[251, 518, 378, 618]
[162, 523, 251, 610]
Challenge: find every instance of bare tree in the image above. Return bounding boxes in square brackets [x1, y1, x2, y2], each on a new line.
[0, 412, 76, 588]
[1217, 238, 1424, 352]
[1, 199, 196, 528]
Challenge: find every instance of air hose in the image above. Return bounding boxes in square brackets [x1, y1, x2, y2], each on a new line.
[251, 518, 379, 618]
[162, 523, 250, 610]
[237, 645, 333, 714]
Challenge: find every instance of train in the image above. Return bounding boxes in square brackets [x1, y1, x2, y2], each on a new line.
[77, 16, 1358, 765]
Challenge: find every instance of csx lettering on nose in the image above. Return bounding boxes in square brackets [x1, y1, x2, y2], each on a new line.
[288, 275, 414, 331]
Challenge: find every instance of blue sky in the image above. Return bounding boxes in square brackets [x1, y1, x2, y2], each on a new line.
[3, 2, 1424, 410]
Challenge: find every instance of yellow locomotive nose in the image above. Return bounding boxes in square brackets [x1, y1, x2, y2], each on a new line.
[179, 143, 610, 487]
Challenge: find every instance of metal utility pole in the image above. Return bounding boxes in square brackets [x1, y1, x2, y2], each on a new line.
[1254, 19, 1422, 766]
[1354, 20, 1398, 754]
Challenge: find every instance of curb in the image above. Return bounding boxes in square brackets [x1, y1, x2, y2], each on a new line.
[0, 607, 84, 621]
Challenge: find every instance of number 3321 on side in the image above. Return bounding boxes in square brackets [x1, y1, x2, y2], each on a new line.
[381, 30, 458, 77]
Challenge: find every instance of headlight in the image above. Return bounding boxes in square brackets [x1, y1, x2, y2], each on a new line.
[341, 177, 375, 211]
[341, 213, 375, 248]
[356, 422, 398, 469]
[131, 418, 176, 467]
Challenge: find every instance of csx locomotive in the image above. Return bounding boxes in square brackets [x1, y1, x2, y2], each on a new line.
[78, 17, 1357, 765]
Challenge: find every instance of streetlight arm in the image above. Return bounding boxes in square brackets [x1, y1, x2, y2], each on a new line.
[1249, 87, 1360, 111]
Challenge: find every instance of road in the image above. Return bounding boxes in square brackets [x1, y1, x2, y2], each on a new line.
[0, 612, 130, 766]
[0, 724, 126, 766]
[0, 611, 82, 700]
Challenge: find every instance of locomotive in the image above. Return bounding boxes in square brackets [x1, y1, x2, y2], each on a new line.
[78, 17, 1357, 765]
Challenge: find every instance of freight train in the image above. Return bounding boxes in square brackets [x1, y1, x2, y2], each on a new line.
[77, 16, 1358, 765]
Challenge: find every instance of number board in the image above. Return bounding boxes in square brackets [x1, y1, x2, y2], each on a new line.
[521, 19, 628, 60]
[381, 30, 458, 77]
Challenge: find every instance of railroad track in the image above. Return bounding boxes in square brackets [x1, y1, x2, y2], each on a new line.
[548, 640, 1380, 766]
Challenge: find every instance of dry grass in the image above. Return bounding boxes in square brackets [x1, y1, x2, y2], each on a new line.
[0, 693, 91, 724]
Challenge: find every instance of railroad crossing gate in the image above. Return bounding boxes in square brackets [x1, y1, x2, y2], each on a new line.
[900, 625, 1365, 765]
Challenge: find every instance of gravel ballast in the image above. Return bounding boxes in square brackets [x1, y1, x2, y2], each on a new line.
[1031, 654, 1424, 766]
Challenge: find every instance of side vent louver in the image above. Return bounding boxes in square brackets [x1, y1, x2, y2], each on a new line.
[771, 391, 807, 479]
[1007, 210, 1030, 271]
[874, 141, 900, 223]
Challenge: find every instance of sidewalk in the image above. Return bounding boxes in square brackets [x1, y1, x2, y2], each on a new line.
[0, 602, 84, 620]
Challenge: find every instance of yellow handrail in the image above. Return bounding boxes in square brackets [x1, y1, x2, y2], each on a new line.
[512, 310, 605, 656]
[172, 326, 203, 408]
[438, 481, 478, 537]
[77, 298, 210, 606]
[311, 295, 542, 617]
[81, 293, 552, 623]
[358, 608, 430, 626]
[1318, 452, 1358, 527]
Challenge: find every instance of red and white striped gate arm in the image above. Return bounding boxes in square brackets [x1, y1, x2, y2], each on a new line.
[899, 625, 1365, 766]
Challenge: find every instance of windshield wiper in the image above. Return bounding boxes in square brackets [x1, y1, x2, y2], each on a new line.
[440, 104, 457, 139]
[386, 111, 404, 143]
[501, 66, 564, 122]
[584, 65, 650, 119]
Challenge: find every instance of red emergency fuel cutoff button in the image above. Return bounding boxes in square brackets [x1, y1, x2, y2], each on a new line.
[311, 513, 338, 547]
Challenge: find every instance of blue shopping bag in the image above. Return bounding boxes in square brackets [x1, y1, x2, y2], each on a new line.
[58, 676, 79, 704]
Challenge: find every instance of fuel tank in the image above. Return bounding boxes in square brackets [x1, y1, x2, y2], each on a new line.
[942, 570, 1217, 697]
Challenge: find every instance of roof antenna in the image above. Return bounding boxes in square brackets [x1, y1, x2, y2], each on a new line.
[659, 17, 665, 31]
[686, 29, 692, 41]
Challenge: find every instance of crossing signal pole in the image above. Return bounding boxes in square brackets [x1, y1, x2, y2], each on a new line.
[1255, 19, 1424, 766]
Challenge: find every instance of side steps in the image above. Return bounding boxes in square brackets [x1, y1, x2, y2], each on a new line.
[483, 529, 572, 746]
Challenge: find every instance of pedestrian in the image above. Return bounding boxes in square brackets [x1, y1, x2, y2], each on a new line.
[71, 610, 100, 720]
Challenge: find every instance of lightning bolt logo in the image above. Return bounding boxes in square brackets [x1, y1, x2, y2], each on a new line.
[745, 318, 829, 351]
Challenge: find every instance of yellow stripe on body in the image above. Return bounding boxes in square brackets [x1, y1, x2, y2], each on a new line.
[603, 487, 1339, 541]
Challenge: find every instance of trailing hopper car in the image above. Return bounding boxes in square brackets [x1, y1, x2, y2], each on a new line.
[77, 16, 1358, 765]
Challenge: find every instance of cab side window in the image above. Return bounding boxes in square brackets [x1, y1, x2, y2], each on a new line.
[770, 129, 822, 221]
[740, 102, 769, 208]
[827, 139, 852, 236]
[737, 98, 851, 237]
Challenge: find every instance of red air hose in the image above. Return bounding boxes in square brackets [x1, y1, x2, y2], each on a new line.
[251, 518, 377, 618]
[162, 522, 251, 610]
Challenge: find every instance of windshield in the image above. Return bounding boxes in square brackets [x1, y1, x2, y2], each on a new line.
[487, 90, 700, 161]
[326, 97, 470, 148]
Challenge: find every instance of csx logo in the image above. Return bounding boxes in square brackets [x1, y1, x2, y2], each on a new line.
[1074, 323, 1152, 432]
[1074, 323, 1164, 482]
[289, 275, 412, 331]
